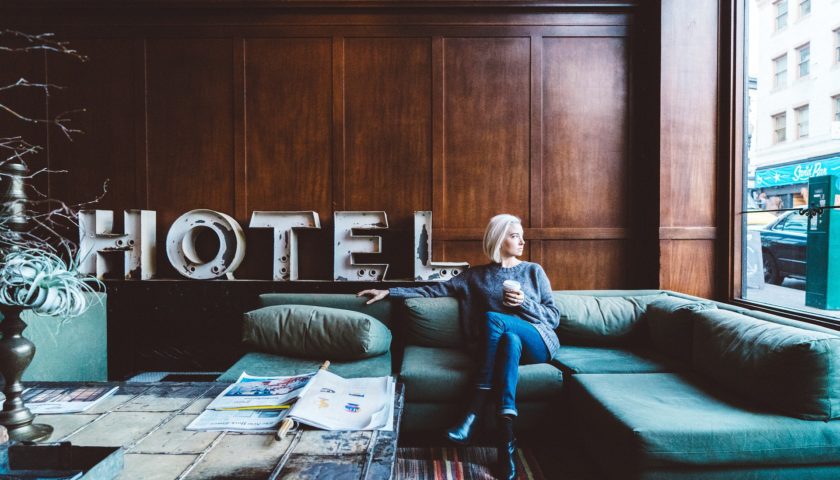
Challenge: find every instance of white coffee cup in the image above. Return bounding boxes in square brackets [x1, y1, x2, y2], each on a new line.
[502, 280, 521, 293]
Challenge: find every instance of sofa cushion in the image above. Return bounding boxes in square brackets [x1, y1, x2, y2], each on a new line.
[646, 296, 717, 363]
[259, 293, 393, 327]
[217, 351, 392, 383]
[399, 346, 563, 403]
[402, 297, 462, 347]
[552, 293, 665, 346]
[243, 305, 391, 360]
[692, 309, 840, 421]
[571, 373, 840, 471]
[551, 345, 684, 375]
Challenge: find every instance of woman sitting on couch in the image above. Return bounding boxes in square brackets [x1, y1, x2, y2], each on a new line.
[358, 213, 561, 480]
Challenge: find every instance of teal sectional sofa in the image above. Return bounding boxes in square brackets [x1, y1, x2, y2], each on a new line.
[219, 290, 840, 479]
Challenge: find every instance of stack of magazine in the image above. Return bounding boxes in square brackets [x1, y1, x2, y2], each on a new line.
[187, 370, 395, 433]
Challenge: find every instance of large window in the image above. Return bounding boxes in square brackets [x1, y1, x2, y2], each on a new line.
[773, 54, 788, 88]
[742, 0, 840, 321]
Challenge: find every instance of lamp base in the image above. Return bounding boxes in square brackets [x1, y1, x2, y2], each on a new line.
[6, 422, 52, 442]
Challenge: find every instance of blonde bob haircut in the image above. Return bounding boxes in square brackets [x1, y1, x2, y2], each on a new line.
[483, 214, 522, 263]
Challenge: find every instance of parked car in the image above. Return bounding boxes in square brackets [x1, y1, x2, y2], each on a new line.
[758, 210, 808, 285]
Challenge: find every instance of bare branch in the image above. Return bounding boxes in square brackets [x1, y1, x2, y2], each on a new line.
[0, 29, 88, 61]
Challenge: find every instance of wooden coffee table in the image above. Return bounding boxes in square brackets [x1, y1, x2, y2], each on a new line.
[31, 381, 404, 479]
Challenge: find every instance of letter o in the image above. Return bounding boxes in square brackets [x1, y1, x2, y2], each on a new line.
[166, 209, 246, 279]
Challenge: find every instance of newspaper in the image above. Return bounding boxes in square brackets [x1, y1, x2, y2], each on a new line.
[288, 370, 395, 431]
[186, 408, 290, 433]
[23, 386, 118, 414]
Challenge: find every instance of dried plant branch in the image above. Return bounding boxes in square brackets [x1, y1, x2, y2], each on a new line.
[0, 29, 88, 61]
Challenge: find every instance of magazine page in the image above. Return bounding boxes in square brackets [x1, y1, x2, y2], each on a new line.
[205, 372, 314, 410]
[186, 408, 289, 432]
[288, 370, 394, 431]
[23, 386, 118, 414]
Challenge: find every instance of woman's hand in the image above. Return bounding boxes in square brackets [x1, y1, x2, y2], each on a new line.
[503, 290, 525, 307]
[357, 289, 389, 305]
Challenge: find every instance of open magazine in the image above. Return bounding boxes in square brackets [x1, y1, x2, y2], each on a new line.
[187, 370, 395, 433]
[23, 386, 118, 414]
[287, 370, 395, 431]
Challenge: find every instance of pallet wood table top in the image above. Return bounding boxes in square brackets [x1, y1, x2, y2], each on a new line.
[30, 381, 404, 480]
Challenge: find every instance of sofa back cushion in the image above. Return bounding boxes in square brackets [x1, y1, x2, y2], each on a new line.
[552, 293, 666, 346]
[259, 293, 392, 328]
[402, 297, 462, 347]
[692, 309, 840, 420]
[646, 296, 717, 363]
[243, 305, 392, 360]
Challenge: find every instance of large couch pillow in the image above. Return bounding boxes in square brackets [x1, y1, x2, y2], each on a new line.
[692, 309, 840, 420]
[552, 293, 665, 346]
[402, 297, 462, 347]
[243, 305, 391, 360]
[646, 296, 716, 363]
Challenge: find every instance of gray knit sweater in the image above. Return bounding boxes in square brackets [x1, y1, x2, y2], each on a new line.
[389, 262, 561, 357]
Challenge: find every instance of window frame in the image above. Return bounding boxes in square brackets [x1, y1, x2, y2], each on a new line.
[727, 0, 840, 330]
[773, 53, 788, 89]
[796, 43, 809, 78]
[794, 104, 809, 139]
[834, 94, 840, 123]
[775, 0, 788, 31]
[772, 111, 787, 143]
[799, 0, 810, 17]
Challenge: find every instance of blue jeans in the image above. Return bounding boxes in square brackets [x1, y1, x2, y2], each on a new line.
[476, 311, 550, 416]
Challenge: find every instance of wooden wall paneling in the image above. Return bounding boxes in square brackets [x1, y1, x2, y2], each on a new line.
[442, 240, 499, 269]
[542, 36, 629, 229]
[530, 34, 544, 265]
[541, 240, 627, 289]
[343, 37, 433, 221]
[442, 37, 530, 229]
[660, 0, 718, 229]
[233, 37, 246, 221]
[1, 48, 49, 206]
[332, 36, 346, 211]
[431, 36, 445, 260]
[48, 39, 137, 213]
[660, 239, 715, 298]
[146, 38, 236, 277]
[244, 38, 333, 216]
[240, 38, 334, 280]
[659, 0, 720, 294]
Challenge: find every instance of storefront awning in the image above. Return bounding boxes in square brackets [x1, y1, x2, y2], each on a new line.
[755, 154, 840, 188]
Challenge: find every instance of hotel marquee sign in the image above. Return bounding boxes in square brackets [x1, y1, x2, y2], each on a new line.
[79, 209, 468, 282]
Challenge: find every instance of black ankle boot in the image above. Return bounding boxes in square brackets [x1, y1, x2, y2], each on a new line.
[497, 415, 516, 480]
[445, 389, 488, 445]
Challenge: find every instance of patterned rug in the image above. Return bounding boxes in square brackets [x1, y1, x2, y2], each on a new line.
[395, 447, 545, 480]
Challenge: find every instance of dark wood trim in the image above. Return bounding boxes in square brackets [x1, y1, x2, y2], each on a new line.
[724, 0, 745, 303]
[3, 0, 640, 10]
[331, 35, 345, 211]
[234, 37, 247, 219]
[431, 35, 445, 228]
[135, 38, 149, 208]
[659, 226, 717, 240]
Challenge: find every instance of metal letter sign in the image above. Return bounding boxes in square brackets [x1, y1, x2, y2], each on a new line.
[334, 211, 389, 281]
[413, 211, 469, 281]
[249, 211, 321, 281]
[78, 209, 157, 279]
[166, 209, 246, 280]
